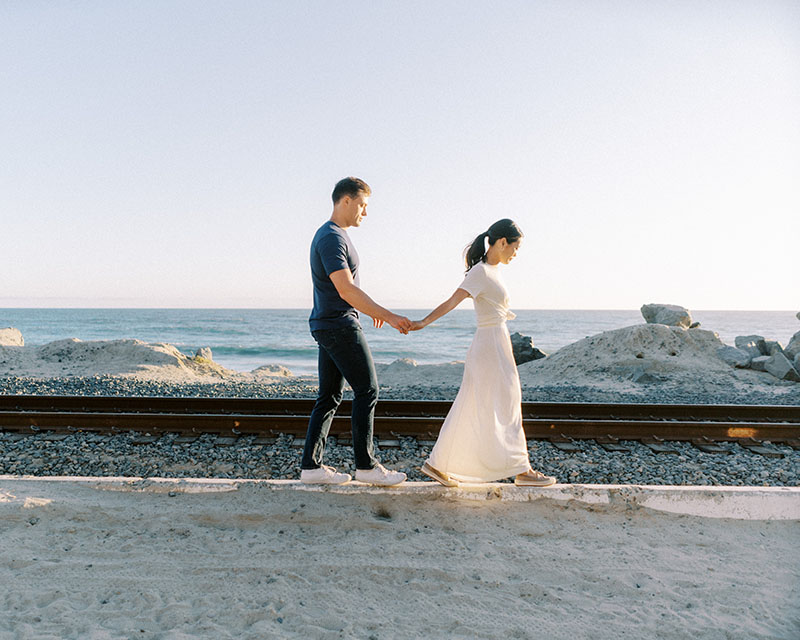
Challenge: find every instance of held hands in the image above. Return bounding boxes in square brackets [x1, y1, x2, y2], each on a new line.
[391, 314, 413, 335]
[370, 313, 416, 334]
[375, 312, 412, 334]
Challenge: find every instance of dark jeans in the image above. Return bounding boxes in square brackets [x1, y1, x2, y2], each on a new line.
[301, 325, 379, 471]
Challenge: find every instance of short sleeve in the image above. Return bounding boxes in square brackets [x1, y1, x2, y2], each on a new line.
[458, 264, 485, 298]
[317, 232, 349, 276]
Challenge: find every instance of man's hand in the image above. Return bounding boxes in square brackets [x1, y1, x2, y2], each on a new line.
[328, 269, 411, 334]
[387, 313, 412, 334]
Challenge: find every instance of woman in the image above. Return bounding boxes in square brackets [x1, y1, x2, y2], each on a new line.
[410, 219, 556, 488]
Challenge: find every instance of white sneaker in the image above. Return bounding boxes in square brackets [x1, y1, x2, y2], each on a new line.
[355, 463, 407, 486]
[300, 465, 351, 485]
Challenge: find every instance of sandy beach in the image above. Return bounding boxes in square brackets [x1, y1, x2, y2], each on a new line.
[1, 478, 798, 640]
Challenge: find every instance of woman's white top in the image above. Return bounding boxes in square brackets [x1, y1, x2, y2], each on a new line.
[458, 262, 516, 328]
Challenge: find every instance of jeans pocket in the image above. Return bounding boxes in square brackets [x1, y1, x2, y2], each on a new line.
[312, 326, 358, 351]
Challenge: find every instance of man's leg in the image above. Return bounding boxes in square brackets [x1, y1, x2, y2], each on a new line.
[307, 326, 379, 470]
[344, 328, 380, 470]
[301, 330, 345, 470]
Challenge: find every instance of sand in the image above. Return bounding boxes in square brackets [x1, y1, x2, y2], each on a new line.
[1, 479, 798, 640]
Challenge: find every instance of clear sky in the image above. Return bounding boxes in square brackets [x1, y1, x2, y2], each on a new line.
[1, 1, 798, 310]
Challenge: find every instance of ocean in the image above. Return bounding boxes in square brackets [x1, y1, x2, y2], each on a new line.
[1, 309, 797, 376]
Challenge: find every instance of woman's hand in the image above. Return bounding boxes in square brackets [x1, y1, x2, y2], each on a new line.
[372, 316, 384, 329]
[409, 320, 426, 331]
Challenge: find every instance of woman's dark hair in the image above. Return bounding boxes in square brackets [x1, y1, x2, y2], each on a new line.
[464, 219, 524, 271]
[332, 176, 371, 204]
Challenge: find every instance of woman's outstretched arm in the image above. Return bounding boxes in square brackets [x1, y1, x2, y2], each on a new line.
[410, 288, 471, 331]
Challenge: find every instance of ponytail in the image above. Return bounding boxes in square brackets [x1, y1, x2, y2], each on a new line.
[464, 232, 490, 270]
[463, 219, 524, 272]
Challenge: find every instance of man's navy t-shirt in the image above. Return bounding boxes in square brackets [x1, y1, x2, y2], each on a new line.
[309, 221, 360, 331]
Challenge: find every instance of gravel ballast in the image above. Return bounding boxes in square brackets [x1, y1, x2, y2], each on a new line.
[0, 375, 798, 487]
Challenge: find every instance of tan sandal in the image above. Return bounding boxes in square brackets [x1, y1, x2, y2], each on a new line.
[421, 462, 459, 487]
[515, 469, 557, 487]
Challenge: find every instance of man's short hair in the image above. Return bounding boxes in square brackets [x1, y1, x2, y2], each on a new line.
[332, 177, 371, 204]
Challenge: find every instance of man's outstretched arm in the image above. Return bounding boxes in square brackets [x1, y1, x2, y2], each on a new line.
[329, 269, 412, 333]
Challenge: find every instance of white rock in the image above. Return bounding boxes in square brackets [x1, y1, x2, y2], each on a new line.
[251, 364, 293, 378]
[195, 347, 213, 360]
[764, 352, 800, 382]
[640, 304, 692, 328]
[375, 358, 464, 387]
[716, 346, 751, 368]
[0, 328, 24, 347]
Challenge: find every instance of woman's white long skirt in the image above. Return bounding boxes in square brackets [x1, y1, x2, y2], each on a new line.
[427, 323, 530, 482]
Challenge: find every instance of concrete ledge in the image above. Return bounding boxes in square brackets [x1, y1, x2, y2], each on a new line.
[1, 475, 798, 520]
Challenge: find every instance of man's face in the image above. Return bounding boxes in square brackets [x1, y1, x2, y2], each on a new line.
[345, 192, 369, 227]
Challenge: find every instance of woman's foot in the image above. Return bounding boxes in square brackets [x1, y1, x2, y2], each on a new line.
[421, 462, 459, 487]
[515, 469, 556, 487]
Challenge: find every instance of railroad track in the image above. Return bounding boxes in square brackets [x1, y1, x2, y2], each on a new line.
[1, 396, 799, 456]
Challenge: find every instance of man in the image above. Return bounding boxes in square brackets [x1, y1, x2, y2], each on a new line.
[300, 177, 411, 486]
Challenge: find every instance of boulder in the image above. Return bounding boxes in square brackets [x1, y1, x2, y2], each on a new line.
[750, 355, 770, 372]
[0, 328, 24, 347]
[785, 331, 800, 360]
[640, 304, 692, 328]
[764, 352, 800, 382]
[195, 347, 213, 361]
[374, 358, 464, 387]
[735, 335, 767, 358]
[764, 341, 784, 356]
[510, 332, 547, 365]
[251, 364, 293, 378]
[716, 346, 752, 368]
[797, 311, 800, 322]
[795, 353, 800, 373]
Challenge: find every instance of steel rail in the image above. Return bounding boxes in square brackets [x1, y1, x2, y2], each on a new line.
[0, 395, 798, 442]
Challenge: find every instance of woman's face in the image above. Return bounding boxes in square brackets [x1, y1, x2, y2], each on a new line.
[499, 238, 522, 264]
